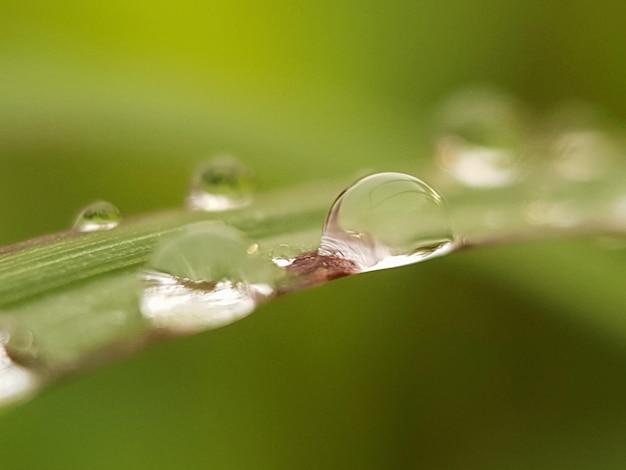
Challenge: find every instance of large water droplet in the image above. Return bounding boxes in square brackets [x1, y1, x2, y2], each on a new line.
[0, 330, 40, 408]
[73, 201, 121, 232]
[187, 156, 255, 212]
[319, 172, 455, 271]
[433, 87, 527, 188]
[140, 222, 275, 333]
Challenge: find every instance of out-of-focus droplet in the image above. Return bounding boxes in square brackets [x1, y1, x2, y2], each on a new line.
[526, 200, 580, 228]
[437, 136, 520, 188]
[433, 87, 527, 188]
[187, 156, 255, 212]
[551, 130, 615, 182]
[140, 222, 274, 334]
[319, 172, 455, 272]
[614, 195, 626, 227]
[0, 330, 40, 408]
[74, 201, 121, 232]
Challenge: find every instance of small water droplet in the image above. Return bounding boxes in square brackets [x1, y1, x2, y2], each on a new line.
[0, 330, 40, 408]
[140, 222, 275, 334]
[433, 87, 527, 188]
[319, 173, 455, 271]
[187, 156, 255, 212]
[74, 201, 121, 232]
[269, 244, 305, 267]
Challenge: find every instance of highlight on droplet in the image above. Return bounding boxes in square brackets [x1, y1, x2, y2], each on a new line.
[187, 156, 255, 212]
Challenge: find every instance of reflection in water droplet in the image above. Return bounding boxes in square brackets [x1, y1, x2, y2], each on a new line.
[74, 201, 121, 232]
[433, 87, 527, 188]
[0, 330, 40, 408]
[140, 222, 275, 334]
[319, 173, 455, 272]
[187, 156, 255, 212]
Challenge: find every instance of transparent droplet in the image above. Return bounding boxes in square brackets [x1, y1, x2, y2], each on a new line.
[187, 156, 255, 212]
[74, 201, 121, 232]
[319, 172, 455, 271]
[140, 222, 275, 334]
[433, 87, 527, 188]
[0, 329, 40, 408]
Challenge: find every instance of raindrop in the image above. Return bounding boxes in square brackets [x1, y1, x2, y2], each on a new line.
[318, 172, 455, 272]
[0, 329, 40, 408]
[74, 201, 121, 232]
[187, 156, 255, 212]
[140, 222, 275, 334]
[433, 87, 527, 188]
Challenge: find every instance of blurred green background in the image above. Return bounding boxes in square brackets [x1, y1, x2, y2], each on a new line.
[1, 1, 626, 468]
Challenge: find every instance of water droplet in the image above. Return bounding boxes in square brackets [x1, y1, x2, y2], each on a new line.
[526, 200, 580, 228]
[437, 137, 521, 188]
[140, 222, 275, 334]
[187, 156, 255, 212]
[551, 130, 615, 182]
[0, 330, 40, 408]
[319, 173, 455, 271]
[74, 201, 121, 232]
[614, 195, 626, 227]
[269, 244, 305, 268]
[433, 87, 527, 188]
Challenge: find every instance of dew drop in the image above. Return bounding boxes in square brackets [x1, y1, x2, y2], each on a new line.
[140, 222, 275, 334]
[187, 156, 255, 212]
[0, 330, 40, 408]
[433, 87, 527, 188]
[74, 201, 121, 232]
[319, 172, 455, 272]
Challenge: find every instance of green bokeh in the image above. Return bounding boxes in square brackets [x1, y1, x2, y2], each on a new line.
[1, 1, 626, 468]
